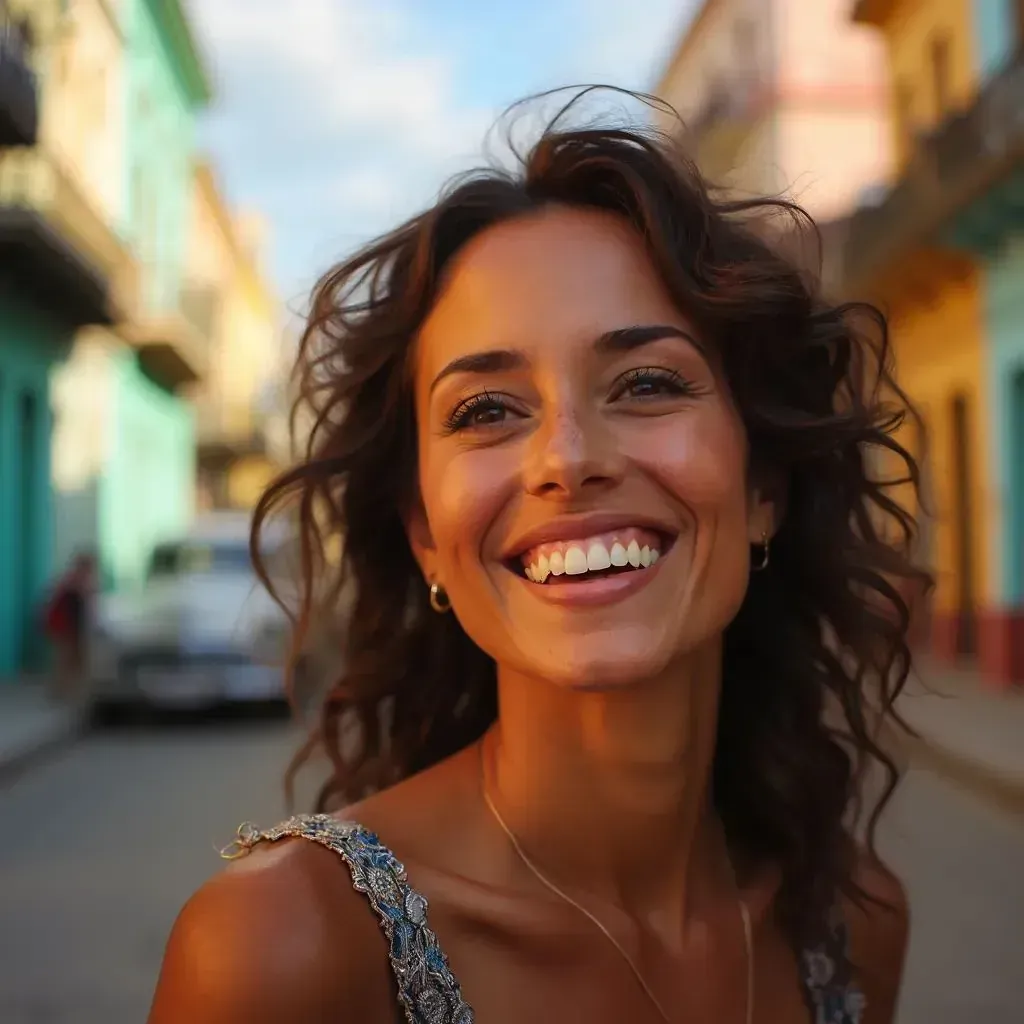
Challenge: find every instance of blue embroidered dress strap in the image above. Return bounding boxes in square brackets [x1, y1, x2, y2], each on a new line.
[225, 813, 864, 1024]
[225, 814, 475, 1024]
[799, 904, 866, 1024]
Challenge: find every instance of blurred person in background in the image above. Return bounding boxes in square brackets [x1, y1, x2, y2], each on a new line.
[42, 551, 96, 701]
[149, 89, 927, 1024]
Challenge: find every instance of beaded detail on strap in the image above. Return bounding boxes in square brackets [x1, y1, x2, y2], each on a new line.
[225, 813, 864, 1024]
[800, 906, 866, 1024]
[224, 814, 474, 1024]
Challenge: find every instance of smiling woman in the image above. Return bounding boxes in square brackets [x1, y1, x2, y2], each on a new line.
[148, 89, 929, 1024]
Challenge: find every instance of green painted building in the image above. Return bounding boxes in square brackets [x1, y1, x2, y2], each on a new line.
[0, 9, 121, 676]
[0, 298, 73, 675]
[50, 0, 212, 599]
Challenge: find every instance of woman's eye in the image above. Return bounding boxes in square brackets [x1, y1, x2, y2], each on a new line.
[626, 377, 667, 398]
[614, 368, 696, 401]
[465, 404, 506, 427]
[443, 393, 518, 434]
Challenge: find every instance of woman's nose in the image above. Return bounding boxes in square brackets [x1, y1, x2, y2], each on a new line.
[521, 406, 627, 499]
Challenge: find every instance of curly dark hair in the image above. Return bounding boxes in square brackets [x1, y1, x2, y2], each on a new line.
[253, 88, 930, 948]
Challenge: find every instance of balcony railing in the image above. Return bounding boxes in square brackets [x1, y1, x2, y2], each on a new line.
[686, 73, 764, 176]
[121, 289, 209, 390]
[195, 396, 269, 465]
[0, 17, 37, 146]
[843, 48, 1024, 293]
[0, 144, 136, 325]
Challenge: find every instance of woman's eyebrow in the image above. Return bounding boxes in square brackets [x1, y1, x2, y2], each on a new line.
[429, 349, 526, 395]
[429, 324, 703, 395]
[594, 324, 702, 354]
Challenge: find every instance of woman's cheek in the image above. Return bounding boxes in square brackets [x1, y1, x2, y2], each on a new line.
[426, 448, 514, 559]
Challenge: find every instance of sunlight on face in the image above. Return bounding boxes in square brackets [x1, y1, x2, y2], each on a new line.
[409, 205, 770, 690]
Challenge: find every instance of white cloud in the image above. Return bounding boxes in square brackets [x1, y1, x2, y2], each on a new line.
[566, 0, 696, 88]
[331, 166, 405, 215]
[191, 0, 491, 157]
[190, 0, 499, 295]
[187, 0, 699, 300]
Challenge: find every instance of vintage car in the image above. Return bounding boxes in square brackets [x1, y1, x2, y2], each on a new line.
[86, 513, 296, 717]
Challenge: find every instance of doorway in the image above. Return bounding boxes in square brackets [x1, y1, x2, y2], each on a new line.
[1011, 370, 1024, 606]
[950, 392, 977, 656]
[16, 387, 39, 671]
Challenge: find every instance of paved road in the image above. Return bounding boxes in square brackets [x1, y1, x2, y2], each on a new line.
[877, 762, 1024, 1022]
[0, 718, 1021, 1023]
[0, 711, 301, 1024]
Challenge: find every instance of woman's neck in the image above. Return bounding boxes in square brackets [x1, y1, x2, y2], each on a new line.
[484, 642, 730, 924]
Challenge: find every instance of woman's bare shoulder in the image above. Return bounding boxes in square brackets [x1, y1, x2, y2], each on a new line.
[147, 828, 394, 1024]
[842, 850, 910, 1024]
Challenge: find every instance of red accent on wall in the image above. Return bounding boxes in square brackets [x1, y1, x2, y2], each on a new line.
[978, 609, 1024, 689]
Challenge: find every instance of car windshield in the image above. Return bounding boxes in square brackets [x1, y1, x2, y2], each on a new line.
[148, 541, 253, 579]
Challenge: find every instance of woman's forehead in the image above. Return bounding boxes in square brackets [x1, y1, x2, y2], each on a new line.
[417, 207, 685, 367]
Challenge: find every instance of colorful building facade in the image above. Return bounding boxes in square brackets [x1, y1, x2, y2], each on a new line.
[844, 0, 1024, 685]
[0, 0, 129, 675]
[653, 0, 891, 224]
[50, 0, 213, 593]
[956, 0, 1024, 683]
[184, 161, 283, 512]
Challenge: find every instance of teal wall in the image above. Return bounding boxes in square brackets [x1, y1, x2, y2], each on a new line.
[102, 352, 196, 590]
[972, 0, 1017, 76]
[966, 0, 1024, 607]
[123, 0, 201, 312]
[983, 232, 1024, 605]
[69, 0, 209, 593]
[0, 295, 71, 677]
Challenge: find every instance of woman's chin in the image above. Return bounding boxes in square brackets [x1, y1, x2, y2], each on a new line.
[513, 637, 676, 693]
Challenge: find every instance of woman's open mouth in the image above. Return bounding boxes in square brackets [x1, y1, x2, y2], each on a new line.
[507, 526, 672, 585]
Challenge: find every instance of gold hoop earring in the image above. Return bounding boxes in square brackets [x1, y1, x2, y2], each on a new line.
[751, 531, 770, 572]
[429, 580, 451, 613]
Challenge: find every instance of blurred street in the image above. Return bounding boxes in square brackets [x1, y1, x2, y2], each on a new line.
[0, 713, 300, 1024]
[0, 722, 1020, 1024]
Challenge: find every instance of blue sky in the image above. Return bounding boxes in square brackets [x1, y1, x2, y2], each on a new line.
[188, 0, 696, 318]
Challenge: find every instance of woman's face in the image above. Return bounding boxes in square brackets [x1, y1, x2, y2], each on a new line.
[410, 205, 773, 690]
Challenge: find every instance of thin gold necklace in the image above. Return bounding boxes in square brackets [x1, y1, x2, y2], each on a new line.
[480, 745, 754, 1024]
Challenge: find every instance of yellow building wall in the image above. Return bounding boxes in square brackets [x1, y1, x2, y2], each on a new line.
[885, 267, 992, 615]
[863, 0, 988, 619]
[185, 165, 279, 443]
[873, 0, 978, 169]
[183, 165, 281, 510]
[654, 0, 890, 220]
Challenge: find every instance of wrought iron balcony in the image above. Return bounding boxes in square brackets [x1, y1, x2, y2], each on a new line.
[686, 73, 764, 177]
[121, 300, 208, 391]
[0, 145, 136, 326]
[842, 48, 1024, 295]
[0, 18, 37, 147]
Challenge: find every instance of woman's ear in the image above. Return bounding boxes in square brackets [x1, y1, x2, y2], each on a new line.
[749, 472, 788, 544]
[404, 497, 439, 584]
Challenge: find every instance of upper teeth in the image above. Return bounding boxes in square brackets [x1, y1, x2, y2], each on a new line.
[523, 531, 661, 583]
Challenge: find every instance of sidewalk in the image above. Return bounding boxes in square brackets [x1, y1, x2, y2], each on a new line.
[895, 661, 1024, 814]
[0, 664, 1022, 808]
[0, 680, 87, 781]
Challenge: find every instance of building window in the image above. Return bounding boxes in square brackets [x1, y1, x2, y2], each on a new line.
[895, 80, 914, 154]
[930, 33, 951, 121]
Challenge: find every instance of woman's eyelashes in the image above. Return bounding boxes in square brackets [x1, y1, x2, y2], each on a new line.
[440, 367, 707, 436]
[441, 390, 525, 434]
[608, 366, 706, 402]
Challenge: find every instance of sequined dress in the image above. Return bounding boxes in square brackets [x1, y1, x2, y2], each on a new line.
[225, 814, 866, 1024]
